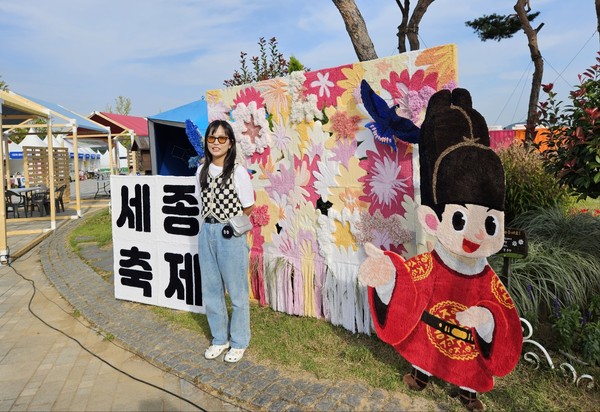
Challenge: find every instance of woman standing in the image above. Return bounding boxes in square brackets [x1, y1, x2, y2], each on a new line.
[197, 120, 254, 363]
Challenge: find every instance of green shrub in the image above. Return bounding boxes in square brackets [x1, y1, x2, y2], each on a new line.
[551, 295, 600, 366]
[552, 305, 582, 352]
[497, 143, 572, 224]
[537, 54, 600, 200]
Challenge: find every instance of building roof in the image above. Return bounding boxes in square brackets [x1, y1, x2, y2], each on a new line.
[0, 90, 48, 128]
[23, 95, 110, 135]
[147, 99, 207, 131]
[1, 90, 109, 137]
[131, 135, 149, 151]
[89, 112, 149, 137]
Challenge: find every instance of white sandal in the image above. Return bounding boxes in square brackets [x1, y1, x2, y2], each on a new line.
[224, 348, 245, 363]
[204, 343, 230, 360]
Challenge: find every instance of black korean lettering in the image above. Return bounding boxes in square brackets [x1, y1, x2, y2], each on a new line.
[162, 185, 200, 236]
[116, 184, 151, 232]
[119, 246, 153, 297]
[164, 252, 202, 306]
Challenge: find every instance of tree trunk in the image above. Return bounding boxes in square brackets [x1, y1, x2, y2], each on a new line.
[407, 0, 436, 51]
[332, 0, 378, 61]
[596, 0, 600, 42]
[515, 0, 544, 143]
[396, 0, 410, 54]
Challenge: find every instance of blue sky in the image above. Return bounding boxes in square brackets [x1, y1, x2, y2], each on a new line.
[0, 0, 597, 127]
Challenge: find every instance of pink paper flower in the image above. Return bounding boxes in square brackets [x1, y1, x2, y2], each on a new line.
[358, 141, 413, 218]
[234, 87, 264, 107]
[330, 110, 361, 140]
[381, 69, 438, 125]
[251, 204, 270, 226]
[304, 65, 350, 110]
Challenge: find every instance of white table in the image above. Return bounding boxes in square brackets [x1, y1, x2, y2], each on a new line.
[94, 181, 111, 198]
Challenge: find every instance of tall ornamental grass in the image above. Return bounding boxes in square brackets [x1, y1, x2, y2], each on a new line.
[490, 207, 600, 320]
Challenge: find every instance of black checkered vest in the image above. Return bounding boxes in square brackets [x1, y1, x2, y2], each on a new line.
[200, 169, 243, 223]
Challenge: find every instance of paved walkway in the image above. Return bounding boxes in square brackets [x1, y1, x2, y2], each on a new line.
[0, 251, 239, 411]
[1, 180, 241, 411]
[0, 179, 443, 411]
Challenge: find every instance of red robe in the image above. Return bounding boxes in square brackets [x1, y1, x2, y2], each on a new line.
[369, 250, 522, 392]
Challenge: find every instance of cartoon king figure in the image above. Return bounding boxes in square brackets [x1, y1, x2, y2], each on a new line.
[359, 87, 523, 411]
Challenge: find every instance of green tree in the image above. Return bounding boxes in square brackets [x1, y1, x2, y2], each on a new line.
[105, 96, 132, 155]
[8, 117, 47, 144]
[288, 55, 306, 74]
[466, 1, 544, 142]
[223, 37, 291, 87]
[105, 95, 132, 115]
[0, 75, 8, 91]
[537, 54, 600, 199]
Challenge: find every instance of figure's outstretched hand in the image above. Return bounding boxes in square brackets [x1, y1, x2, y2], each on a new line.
[456, 306, 492, 328]
[358, 243, 397, 287]
[456, 306, 495, 343]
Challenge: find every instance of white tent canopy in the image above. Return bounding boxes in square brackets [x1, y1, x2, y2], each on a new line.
[19, 132, 46, 147]
[99, 148, 113, 170]
[99, 140, 128, 172]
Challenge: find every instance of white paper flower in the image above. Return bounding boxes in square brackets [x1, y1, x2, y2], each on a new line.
[230, 101, 272, 157]
[288, 71, 321, 124]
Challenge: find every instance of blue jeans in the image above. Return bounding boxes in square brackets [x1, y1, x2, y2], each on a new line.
[199, 222, 250, 349]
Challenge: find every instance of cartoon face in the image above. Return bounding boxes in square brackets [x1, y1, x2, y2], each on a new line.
[419, 203, 505, 259]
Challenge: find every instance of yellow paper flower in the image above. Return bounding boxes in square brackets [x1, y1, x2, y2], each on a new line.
[338, 64, 365, 109]
[415, 44, 458, 88]
[333, 219, 356, 251]
[206, 90, 222, 104]
[258, 78, 291, 124]
[330, 157, 368, 212]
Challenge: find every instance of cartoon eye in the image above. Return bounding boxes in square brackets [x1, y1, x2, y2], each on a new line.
[452, 211, 466, 231]
[485, 215, 498, 236]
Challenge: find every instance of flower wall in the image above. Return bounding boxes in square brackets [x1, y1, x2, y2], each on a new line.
[206, 44, 458, 334]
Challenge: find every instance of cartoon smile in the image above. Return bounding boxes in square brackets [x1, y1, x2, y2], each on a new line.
[462, 238, 481, 253]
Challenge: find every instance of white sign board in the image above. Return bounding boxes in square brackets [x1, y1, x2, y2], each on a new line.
[111, 175, 204, 313]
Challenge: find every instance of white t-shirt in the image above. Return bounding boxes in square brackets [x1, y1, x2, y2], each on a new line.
[196, 163, 255, 208]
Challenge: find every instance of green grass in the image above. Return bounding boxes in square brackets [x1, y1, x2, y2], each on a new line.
[70, 207, 600, 411]
[147, 299, 600, 411]
[68, 207, 114, 277]
[69, 208, 113, 251]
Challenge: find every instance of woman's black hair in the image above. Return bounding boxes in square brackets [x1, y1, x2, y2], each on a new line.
[198, 120, 237, 190]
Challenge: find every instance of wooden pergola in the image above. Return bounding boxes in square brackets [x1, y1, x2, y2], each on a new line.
[0, 90, 112, 261]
